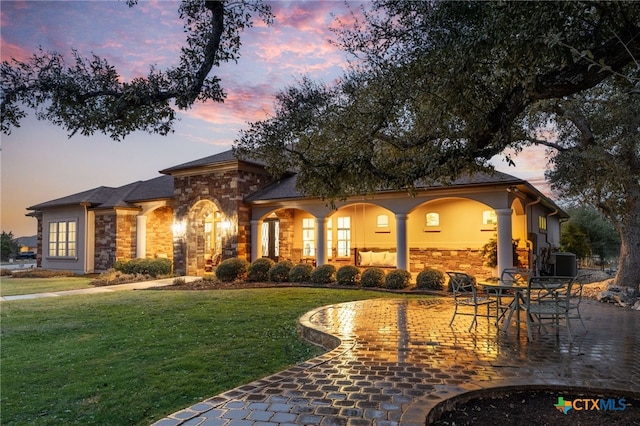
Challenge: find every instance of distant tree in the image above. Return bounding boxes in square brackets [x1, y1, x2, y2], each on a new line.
[1, 231, 21, 262]
[560, 223, 591, 261]
[561, 205, 620, 266]
[1, 0, 273, 140]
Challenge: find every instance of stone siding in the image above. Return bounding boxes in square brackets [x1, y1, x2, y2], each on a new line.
[115, 213, 136, 261]
[94, 213, 116, 270]
[172, 166, 272, 275]
[146, 207, 173, 259]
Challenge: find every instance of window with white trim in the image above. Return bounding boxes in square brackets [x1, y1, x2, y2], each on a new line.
[377, 214, 389, 228]
[426, 212, 440, 227]
[482, 210, 497, 226]
[48, 220, 77, 257]
[336, 216, 351, 257]
[302, 217, 315, 256]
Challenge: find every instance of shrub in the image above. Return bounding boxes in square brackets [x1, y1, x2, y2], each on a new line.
[289, 263, 313, 283]
[113, 258, 172, 277]
[311, 264, 336, 284]
[247, 258, 275, 282]
[215, 258, 249, 282]
[269, 260, 294, 282]
[172, 277, 186, 285]
[416, 268, 446, 290]
[360, 267, 385, 288]
[0, 268, 12, 276]
[336, 265, 360, 286]
[385, 269, 412, 289]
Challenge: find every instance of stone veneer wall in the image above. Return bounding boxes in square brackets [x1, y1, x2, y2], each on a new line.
[115, 213, 136, 261]
[146, 206, 173, 259]
[276, 209, 295, 261]
[94, 213, 117, 270]
[410, 248, 489, 277]
[172, 166, 273, 275]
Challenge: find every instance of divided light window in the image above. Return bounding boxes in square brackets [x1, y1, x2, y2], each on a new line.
[302, 217, 315, 256]
[48, 220, 77, 257]
[336, 216, 351, 257]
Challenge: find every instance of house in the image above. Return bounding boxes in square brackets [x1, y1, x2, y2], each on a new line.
[27, 150, 568, 278]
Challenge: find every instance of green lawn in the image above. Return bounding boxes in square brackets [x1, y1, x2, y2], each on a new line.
[0, 276, 94, 296]
[1, 287, 425, 425]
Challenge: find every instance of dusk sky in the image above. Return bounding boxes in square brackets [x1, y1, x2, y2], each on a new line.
[1, 0, 550, 238]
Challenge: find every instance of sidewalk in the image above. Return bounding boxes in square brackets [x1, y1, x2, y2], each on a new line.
[0, 277, 200, 301]
[154, 297, 639, 425]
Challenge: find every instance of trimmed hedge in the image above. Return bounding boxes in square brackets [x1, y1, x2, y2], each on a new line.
[215, 258, 249, 282]
[336, 265, 360, 286]
[269, 260, 294, 282]
[361, 267, 385, 288]
[289, 264, 313, 283]
[385, 269, 412, 289]
[311, 264, 336, 284]
[113, 258, 172, 277]
[247, 258, 275, 282]
[416, 268, 445, 290]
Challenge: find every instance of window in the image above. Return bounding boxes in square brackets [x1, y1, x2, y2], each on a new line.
[336, 216, 351, 257]
[48, 220, 77, 257]
[377, 214, 389, 228]
[302, 217, 315, 256]
[326, 218, 332, 259]
[426, 212, 440, 227]
[539, 216, 547, 233]
[482, 210, 497, 226]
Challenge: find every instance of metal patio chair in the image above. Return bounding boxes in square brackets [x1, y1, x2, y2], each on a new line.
[447, 271, 498, 331]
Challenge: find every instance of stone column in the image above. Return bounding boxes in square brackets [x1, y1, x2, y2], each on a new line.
[395, 214, 409, 270]
[315, 217, 327, 266]
[136, 215, 147, 258]
[496, 208, 514, 277]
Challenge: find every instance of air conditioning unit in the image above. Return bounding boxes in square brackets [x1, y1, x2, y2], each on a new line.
[552, 252, 577, 277]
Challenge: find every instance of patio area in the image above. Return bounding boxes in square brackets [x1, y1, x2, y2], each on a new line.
[154, 296, 639, 425]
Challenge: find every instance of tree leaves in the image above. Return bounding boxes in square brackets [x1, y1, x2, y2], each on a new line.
[0, 0, 274, 140]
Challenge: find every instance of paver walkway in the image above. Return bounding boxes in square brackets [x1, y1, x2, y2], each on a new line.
[154, 297, 640, 425]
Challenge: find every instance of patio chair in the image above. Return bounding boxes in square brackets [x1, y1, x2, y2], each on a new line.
[524, 276, 575, 341]
[500, 267, 530, 285]
[447, 271, 497, 331]
[493, 267, 531, 317]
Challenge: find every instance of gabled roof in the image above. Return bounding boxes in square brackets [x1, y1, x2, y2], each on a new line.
[159, 150, 267, 174]
[28, 175, 173, 211]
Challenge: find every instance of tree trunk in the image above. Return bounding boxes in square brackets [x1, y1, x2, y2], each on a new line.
[613, 193, 640, 292]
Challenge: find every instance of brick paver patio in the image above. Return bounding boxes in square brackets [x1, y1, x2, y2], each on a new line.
[153, 297, 639, 425]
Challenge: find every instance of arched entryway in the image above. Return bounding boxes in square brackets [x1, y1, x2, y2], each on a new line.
[186, 200, 225, 276]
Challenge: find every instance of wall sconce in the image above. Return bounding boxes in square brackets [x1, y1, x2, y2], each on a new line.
[172, 221, 186, 238]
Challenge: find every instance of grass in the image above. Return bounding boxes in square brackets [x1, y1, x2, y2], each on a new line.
[0, 276, 94, 296]
[1, 287, 425, 425]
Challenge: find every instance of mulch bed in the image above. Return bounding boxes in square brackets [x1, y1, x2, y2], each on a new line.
[430, 390, 639, 425]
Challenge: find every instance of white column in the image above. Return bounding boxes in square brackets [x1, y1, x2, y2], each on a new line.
[315, 217, 327, 266]
[395, 214, 409, 270]
[136, 215, 147, 258]
[496, 208, 513, 276]
[250, 220, 262, 261]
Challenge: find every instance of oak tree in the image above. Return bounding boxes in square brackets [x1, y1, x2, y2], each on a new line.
[1, 0, 273, 140]
[236, 1, 640, 289]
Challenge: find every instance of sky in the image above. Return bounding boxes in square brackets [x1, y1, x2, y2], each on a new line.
[1, 0, 550, 238]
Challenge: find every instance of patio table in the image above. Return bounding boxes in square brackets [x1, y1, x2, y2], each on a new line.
[479, 281, 527, 332]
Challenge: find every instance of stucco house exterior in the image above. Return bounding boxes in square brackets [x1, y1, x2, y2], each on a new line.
[27, 150, 568, 278]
